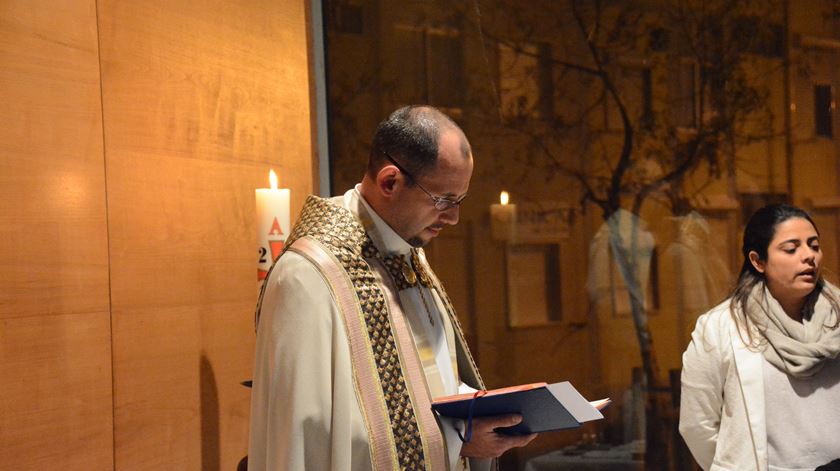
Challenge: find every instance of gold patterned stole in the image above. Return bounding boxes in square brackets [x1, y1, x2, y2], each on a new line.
[421, 257, 486, 393]
[259, 195, 445, 470]
[361, 242, 454, 400]
[416, 253, 468, 392]
[255, 194, 488, 470]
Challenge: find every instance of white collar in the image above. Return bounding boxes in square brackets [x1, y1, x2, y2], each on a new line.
[353, 185, 413, 256]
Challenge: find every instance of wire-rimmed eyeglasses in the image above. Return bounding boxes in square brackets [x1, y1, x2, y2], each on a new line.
[382, 151, 467, 211]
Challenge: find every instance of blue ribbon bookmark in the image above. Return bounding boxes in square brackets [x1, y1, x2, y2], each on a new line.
[456, 390, 487, 443]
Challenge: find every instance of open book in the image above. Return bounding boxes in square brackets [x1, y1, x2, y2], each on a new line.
[431, 381, 610, 435]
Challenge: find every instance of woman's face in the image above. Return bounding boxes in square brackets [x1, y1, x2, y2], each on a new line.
[750, 217, 822, 302]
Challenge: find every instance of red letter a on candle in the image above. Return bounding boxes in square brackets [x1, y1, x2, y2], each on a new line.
[268, 217, 284, 236]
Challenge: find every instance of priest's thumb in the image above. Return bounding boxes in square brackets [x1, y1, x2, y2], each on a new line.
[483, 413, 524, 429]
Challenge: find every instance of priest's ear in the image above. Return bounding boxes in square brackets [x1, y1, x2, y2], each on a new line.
[375, 164, 401, 197]
[748, 251, 766, 274]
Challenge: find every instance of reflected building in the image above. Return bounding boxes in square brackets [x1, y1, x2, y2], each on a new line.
[325, 0, 840, 466]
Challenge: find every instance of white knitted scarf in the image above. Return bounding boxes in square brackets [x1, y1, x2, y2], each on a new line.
[748, 282, 840, 378]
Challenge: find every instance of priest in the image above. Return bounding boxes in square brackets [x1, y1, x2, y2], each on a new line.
[248, 105, 536, 470]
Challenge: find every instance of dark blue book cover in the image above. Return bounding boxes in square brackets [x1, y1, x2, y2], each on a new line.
[431, 381, 608, 435]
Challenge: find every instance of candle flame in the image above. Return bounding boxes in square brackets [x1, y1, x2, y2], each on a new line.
[269, 169, 278, 190]
[500, 191, 510, 205]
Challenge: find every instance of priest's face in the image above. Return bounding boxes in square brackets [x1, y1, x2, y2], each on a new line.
[391, 130, 472, 247]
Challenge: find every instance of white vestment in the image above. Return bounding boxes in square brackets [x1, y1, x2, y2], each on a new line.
[248, 188, 489, 471]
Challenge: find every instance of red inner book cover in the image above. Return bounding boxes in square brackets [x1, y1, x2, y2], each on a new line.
[432, 382, 548, 404]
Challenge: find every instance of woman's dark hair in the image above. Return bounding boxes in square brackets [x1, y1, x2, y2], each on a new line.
[729, 204, 838, 344]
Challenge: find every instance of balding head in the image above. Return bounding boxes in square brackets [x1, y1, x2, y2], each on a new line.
[367, 105, 471, 184]
[360, 105, 474, 247]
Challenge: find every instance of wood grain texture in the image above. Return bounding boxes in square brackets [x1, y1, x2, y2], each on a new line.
[97, 0, 313, 169]
[0, 0, 109, 320]
[0, 312, 114, 469]
[97, 0, 314, 469]
[111, 303, 254, 470]
[0, 1, 114, 469]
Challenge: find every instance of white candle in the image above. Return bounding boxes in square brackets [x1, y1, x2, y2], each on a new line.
[256, 169, 290, 281]
[490, 191, 517, 242]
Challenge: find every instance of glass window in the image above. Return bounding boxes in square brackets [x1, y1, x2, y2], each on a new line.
[499, 42, 553, 120]
[323, 3, 817, 468]
[815, 84, 834, 138]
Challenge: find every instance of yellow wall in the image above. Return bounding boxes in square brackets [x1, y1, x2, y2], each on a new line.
[0, 1, 315, 469]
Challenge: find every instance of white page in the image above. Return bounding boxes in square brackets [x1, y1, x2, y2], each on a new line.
[547, 381, 605, 423]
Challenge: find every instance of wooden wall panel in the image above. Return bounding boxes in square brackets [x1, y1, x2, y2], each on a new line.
[0, 1, 114, 469]
[0, 0, 110, 319]
[97, 0, 314, 469]
[97, 0, 313, 170]
[0, 312, 113, 469]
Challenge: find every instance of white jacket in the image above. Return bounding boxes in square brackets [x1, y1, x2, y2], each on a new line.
[679, 301, 768, 471]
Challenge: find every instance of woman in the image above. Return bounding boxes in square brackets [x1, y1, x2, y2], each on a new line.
[680, 204, 840, 471]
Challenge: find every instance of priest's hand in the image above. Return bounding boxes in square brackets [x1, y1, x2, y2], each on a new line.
[459, 414, 538, 459]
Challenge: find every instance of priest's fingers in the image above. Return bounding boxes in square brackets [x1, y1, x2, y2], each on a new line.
[459, 415, 538, 458]
[510, 432, 538, 448]
[474, 413, 523, 431]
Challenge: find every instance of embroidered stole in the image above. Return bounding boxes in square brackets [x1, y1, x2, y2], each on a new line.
[256, 195, 484, 470]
